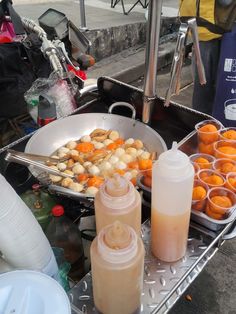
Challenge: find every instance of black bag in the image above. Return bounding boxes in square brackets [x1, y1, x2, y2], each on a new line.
[0, 38, 51, 118]
[0, 0, 51, 118]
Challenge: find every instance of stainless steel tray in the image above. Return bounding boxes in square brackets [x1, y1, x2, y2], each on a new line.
[178, 130, 236, 232]
[68, 219, 235, 314]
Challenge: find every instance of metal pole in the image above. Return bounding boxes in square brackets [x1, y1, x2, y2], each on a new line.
[142, 0, 163, 123]
[80, 0, 87, 31]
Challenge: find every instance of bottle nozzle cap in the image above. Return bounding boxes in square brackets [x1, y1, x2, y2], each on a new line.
[52, 205, 64, 217]
[105, 174, 129, 197]
[104, 221, 131, 250]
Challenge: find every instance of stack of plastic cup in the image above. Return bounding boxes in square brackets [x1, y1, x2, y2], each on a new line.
[0, 174, 58, 277]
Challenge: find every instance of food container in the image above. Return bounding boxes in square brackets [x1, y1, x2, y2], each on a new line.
[206, 187, 236, 220]
[192, 179, 209, 212]
[197, 169, 226, 188]
[225, 172, 236, 193]
[212, 158, 236, 177]
[219, 127, 236, 141]
[178, 131, 236, 231]
[189, 153, 215, 169]
[195, 119, 223, 155]
[214, 140, 236, 161]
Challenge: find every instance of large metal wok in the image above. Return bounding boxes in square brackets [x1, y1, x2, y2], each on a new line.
[24, 103, 167, 199]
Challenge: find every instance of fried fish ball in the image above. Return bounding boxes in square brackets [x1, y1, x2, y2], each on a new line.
[72, 164, 85, 174]
[57, 162, 67, 171]
[66, 141, 77, 150]
[109, 130, 119, 141]
[61, 177, 74, 188]
[83, 161, 93, 168]
[70, 149, 79, 157]
[85, 186, 99, 196]
[67, 159, 75, 168]
[69, 182, 83, 192]
[81, 135, 91, 142]
[64, 169, 74, 176]
[49, 166, 62, 183]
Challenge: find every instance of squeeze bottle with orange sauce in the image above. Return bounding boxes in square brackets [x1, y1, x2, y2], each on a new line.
[94, 175, 141, 234]
[151, 142, 194, 262]
[90, 221, 144, 314]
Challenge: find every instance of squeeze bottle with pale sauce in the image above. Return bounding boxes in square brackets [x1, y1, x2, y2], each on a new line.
[90, 221, 144, 314]
[95, 175, 141, 234]
[151, 142, 194, 262]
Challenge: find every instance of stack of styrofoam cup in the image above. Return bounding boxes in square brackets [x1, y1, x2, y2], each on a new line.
[0, 174, 58, 277]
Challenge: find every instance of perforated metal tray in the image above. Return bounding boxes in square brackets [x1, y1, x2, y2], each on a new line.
[68, 219, 234, 314]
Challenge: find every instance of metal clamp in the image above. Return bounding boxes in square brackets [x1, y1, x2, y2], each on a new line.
[108, 102, 136, 120]
[164, 18, 206, 107]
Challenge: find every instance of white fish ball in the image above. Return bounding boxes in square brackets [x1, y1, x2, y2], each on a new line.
[85, 186, 99, 196]
[88, 165, 100, 176]
[57, 162, 67, 171]
[125, 138, 134, 145]
[80, 135, 91, 143]
[66, 141, 77, 150]
[109, 130, 119, 141]
[72, 164, 85, 174]
[104, 139, 113, 146]
[141, 151, 151, 160]
[120, 153, 133, 164]
[115, 148, 125, 157]
[69, 182, 83, 192]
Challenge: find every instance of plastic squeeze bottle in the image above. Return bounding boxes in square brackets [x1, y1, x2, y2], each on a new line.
[151, 142, 194, 262]
[90, 221, 144, 314]
[46, 205, 85, 280]
[94, 175, 141, 234]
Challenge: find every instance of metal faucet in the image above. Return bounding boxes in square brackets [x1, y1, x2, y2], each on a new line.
[164, 18, 206, 107]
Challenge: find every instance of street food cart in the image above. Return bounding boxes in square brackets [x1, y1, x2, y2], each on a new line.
[0, 0, 236, 313]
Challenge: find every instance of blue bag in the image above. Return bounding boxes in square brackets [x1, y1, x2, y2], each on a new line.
[212, 26, 236, 126]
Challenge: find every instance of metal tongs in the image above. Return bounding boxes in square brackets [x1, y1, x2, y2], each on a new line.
[164, 18, 206, 107]
[5, 150, 74, 179]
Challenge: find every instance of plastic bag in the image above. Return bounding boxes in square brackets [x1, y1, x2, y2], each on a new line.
[25, 75, 76, 122]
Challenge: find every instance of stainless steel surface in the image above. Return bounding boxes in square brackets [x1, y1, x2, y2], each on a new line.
[142, 0, 163, 123]
[7, 149, 66, 163]
[79, 0, 87, 31]
[24, 105, 167, 198]
[164, 18, 206, 107]
[68, 219, 234, 314]
[5, 151, 74, 179]
[188, 18, 206, 86]
[164, 23, 188, 107]
[108, 102, 136, 119]
[191, 209, 236, 232]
